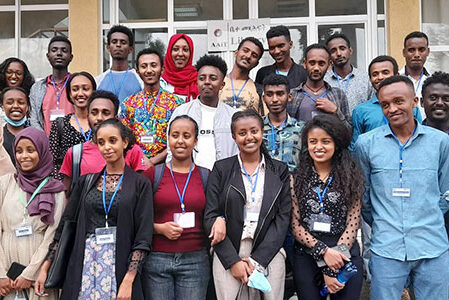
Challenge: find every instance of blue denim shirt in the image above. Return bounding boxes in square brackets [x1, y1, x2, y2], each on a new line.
[355, 123, 449, 261]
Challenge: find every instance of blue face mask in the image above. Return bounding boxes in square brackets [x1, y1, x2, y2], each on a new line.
[4, 115, 27, 127]
[248, 270, 271, 293]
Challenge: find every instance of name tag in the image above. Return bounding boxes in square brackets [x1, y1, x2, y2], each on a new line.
[309, 213, 332, 233]
[95, 226, 116, 245]
[392, 188, 411, 197]
[15, 225, 33, 237]
[174, 212, 195, 228]
[140, 135, 155, 144]
[50, 109, 65, 121]
[247, 212, 259, 222]
[313, 221, 331, 232]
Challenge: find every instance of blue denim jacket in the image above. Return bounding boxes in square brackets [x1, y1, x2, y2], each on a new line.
[355, 123, 449, 261]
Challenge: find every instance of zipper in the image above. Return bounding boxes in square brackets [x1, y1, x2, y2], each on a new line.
[226, 184, 246, 221]
[253, 185, 282, 245]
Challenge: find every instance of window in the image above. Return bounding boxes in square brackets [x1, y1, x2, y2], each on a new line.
[119, 0, 167, 22]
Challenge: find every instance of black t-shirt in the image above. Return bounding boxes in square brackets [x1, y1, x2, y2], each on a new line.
[3, 125, 16, 166]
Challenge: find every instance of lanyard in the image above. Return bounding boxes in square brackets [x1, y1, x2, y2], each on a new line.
[108, 68, 129, 97]
[415, 72, 424, 94]
[145, 88, 163, 116]
[18, 177, 51, 208]
[51, 76, 70, 109]
[241, 163, 261, 202]
[74, 114, 92, 142]
[302, 90, 328, 103]
[102, 170, 124, 227]
[169, 162, 194, 213]
[314, 176, 333, 213]
[230, 75, 249, 108]
[333, 70, 351, 93]
[269, 118, 287, 156]
[391, 126, 417, 183]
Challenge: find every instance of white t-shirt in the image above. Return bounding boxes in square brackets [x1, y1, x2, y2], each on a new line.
[195, 101, 217, 170]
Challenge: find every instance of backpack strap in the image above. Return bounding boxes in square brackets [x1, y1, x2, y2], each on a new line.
[152, 163, 166, 194]
[197, 166, 210, 192]
[70, 143, 83, 193]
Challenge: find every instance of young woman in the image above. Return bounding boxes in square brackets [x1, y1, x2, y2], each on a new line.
[49, 71, 96, 181]
[204, 109, 291, 300]
[161, 34, 198, 102]
[0, 57, 35, 93]
[142, 115, 217, 300]
[0, 127, 65, 300]
[291, 114, 364, 300]
[0, 87, 30, 165]
[35, 119, 153, 299]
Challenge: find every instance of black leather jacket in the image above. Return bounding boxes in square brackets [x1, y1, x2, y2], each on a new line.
[204, 155, 291, 269]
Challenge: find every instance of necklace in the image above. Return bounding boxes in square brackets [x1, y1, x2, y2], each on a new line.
[305, 83, 325, 95]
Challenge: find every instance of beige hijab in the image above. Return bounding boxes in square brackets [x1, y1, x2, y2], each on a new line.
[0, 125, 16, 176]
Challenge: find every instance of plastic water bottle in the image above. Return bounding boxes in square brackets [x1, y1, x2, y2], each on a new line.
[319, 262, 358, 296]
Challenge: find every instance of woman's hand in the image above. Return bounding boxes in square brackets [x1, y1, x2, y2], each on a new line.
[0, 278, 11, 296]
[117, 272, 135, 300]
[209, 217, 226, 246]
[323, 248, 349, 271]
[324, 274, 345, 294]
[230, 260, 253, 284]
[34, 268, 49, 297]
[12, 276, 32, 290]
[156, 222, 183, 240]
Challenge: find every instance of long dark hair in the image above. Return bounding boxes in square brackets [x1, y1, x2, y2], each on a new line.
[0, 57, 35, 94]
[94, 118, 135, 157]
[230, 109, 273, 169]
[293, 114, 364, 207]
[66, 71, 97, 104]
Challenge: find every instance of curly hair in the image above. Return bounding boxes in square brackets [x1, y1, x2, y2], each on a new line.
[422, 71, 449, 98]
[195, 54, 227, 78]
[293, 114, 364, 207]
[0, 58, 35, 94]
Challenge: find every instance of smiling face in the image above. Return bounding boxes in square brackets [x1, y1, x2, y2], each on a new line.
[168, 118, 197, 161]
[304, 48, 330, 82]
[47, 41, 73, 69]
[171, 38, 191, 69]
[70, 75, 94, 109]
[232, 116, 263, 156]
[107, 32, 133, 61]
[96, 125, 128, 163]
[403, 37, 429, 71]
[197, 65, 225, 102]
[268, 35, 292, 65]
[137, 53, 163, 87]
[369, 60, 396, 91]
[1, 89, 29, 122]
[235, 41, 261, 72]
[15, 138, 40, 172]
[88, 98, 116, 130]
[5, 62, 24, 87]
[422, 83, 449, 123]
[378, 81, 417, 130]
[307, 127, 335, 166]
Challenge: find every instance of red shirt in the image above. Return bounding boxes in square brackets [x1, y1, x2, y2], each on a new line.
[60, 141, 146, 177]
[144, 165, 207, 253]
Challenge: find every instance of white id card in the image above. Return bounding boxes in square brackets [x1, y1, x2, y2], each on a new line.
[15, 224, 33, 237]
[50, 109, 65, 121]
[95, 226, 117, 244]
[174, 212, 195, 228]
[392, 187, 411, 197]
[244, 205, 260, 222]
[309, 213, 332, 233]
[140, 135, 155, 144]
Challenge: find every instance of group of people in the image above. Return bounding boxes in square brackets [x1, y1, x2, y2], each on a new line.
[0, 21, 448, 300]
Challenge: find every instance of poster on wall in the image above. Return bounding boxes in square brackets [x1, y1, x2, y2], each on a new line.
[207, 19, 270, 52]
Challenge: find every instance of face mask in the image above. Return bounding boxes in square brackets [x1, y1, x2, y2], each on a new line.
[4, 115, 27, 127]
[248, 270, 271, 293]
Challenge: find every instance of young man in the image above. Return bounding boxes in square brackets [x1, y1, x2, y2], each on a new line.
[355, 76, 449, 300]
[287, 43, 351, 128]
[324, 33, 374, 113]
[219, 37, 265, 113]
[255, 25, 307, 91]
[421, 71, 449, 238]
[30, 36, 74, 135]
[120, 48, 183, 165]
[96, 25, 143, 102]
[351, 55, 422, 150]
[168, 55, 239, 170]
[60, 90, 146, 192]
[262, 74, 304, 173]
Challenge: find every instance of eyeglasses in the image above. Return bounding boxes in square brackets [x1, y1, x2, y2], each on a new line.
[5, 70, 23, 76]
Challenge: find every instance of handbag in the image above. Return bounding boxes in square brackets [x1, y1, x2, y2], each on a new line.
[0, 262, 29, 300]
[44, 173, 95, 289]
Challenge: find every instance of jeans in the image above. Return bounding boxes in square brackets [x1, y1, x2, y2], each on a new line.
[370, 251, 449, 300]
[361, 219, 372, 282]
[142, 249, 210, 300]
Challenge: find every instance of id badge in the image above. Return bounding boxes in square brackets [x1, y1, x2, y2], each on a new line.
[244, 205, 260, 222]
[392, 187, 411, 197]
[174, 212, 195, 228]
[140, 135, 155, 144]
[50, 109, 65, 121]
[95, 226, 117, 245]
[15, 223, 33, 237]
[309, 213, 332, 233]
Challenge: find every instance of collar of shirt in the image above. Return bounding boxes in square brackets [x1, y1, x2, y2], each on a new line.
[371, 94, 380, 104]
[237, 154, 266, 176]
[403, 66, 430, 77]
[330, 65, 355, 80]
[263, 113, 295, 128]
[382, 120, 424, 141]
[46, 73, 70, 85]
[293, 80, 333, 93]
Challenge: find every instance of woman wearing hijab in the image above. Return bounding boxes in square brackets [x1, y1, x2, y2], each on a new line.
[0, 127, 65, 300]
[0, 125, 15, 176]
[161, 33, 199, 102]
